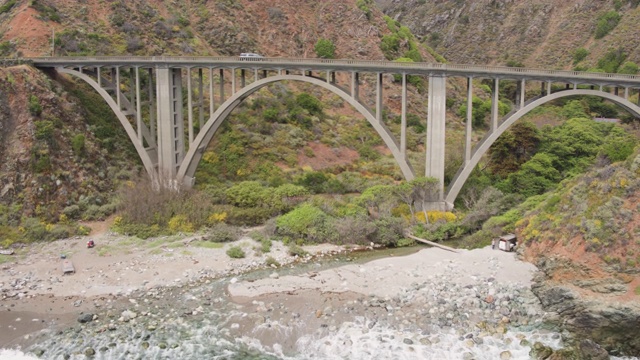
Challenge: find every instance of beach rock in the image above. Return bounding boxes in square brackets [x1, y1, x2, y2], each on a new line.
[499, 350, 512, 359]
[77, 313, 94, 323]
[120, 310, 137, 322]
[529, 341, 553, 359]
[84, 347, 95, 356]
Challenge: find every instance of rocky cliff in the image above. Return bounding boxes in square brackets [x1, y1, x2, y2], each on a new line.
[519, 152, 640, 357]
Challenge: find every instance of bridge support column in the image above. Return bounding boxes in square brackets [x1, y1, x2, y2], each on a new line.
[491, 78, 499, 131]
[425, 75, 448, 210]
[519, 79, 526, 109]
[209, 68, 215, 115]
[198, 69, 204, 129]
[135, 67, 142, 141]
[401, 73, 407, 159]
[155, 67, 185, 186]
[376, 72, 383, 123]
[147, 68, 156, 150]
[219, 69, 225, 102]
[351, 72, 359, 99]
[187, 67, 194, 145]
[465, 77, 473, 165]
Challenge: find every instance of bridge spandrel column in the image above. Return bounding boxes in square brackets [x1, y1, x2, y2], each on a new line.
[155, 67, 185, 184]
[425, 75, 447, 202]
[376, 73, 383, 123]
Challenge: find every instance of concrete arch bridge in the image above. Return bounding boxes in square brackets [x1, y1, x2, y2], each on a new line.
[28, 56, 640, 210]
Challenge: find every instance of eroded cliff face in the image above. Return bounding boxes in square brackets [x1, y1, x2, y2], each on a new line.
[377, 0, 640, 68]
[518, 153, 640, 357]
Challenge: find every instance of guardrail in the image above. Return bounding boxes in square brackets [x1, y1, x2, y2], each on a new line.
[5, 56, 640, 84]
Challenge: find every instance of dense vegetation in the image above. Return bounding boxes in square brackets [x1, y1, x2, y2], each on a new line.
[0, 1, 638, 262]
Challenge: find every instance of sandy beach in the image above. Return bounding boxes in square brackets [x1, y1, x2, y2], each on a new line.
[0, 224, 551, 359]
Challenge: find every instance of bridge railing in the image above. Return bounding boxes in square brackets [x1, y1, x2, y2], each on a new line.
[18, 56, 640, 84]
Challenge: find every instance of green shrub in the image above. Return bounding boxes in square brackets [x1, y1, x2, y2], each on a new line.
[21, 217, 48, 243]
[618, 61, 639, 75]
[114, 222, 164, 239]
[458, 229, 495, 249]
[296, 93, 323, 116]
[597, 48, 626, 73]
[225, 207, 273, 226]
[287, 244, 308, 257]
[265, 256, 280, 267]
[295, 171, 329, 194]
[207, 223, 241, 243]
[356, 0, 373, 19]
[573, 48, 589, 65]
[28, 95, 43, 116]
[31, 148, 51, 173]
[62, 205, 81, 219]
[34, 120, 54, 140]
[260, 238, 272, 253]
[49, 225, 71, 240]
[275, 204, 329, 243]
[83, 205, 103, 221]
[380, 34, 400, 59]
[314, 38, 336, 59]
[370, 216, 405, 246]
[226, 246, 246, 259]
[30, 0, 61, 22]
[225, 181, 268, 208]
[0, 0, 16, 14]
[330, 215, 377, 245]
[71, 134, 86, 156]
[595, 11, 621, 39]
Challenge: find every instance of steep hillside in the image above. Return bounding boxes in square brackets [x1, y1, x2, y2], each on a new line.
[516, 150, 640, 355]
[0, 65, 141, 244]
[0, 0, 396, 59]
[377, 0, 640, 69]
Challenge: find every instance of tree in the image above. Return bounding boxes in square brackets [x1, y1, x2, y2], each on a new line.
[499, 153, 561, 197]
[357, 185, 396, 218]
[393, 182, 415, 221]
[314, 38, 336, 59]
[489, 121, 542, 177]
[597, 47, 626, 73]
[618, 61, 639, 75]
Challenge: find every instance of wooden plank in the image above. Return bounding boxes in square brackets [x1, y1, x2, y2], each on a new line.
[405, 233, 460, 254]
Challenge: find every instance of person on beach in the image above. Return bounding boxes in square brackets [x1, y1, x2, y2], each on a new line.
[491, 239, 495, 250]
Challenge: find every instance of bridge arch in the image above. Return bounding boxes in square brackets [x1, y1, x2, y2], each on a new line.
[445, 89, 640, 204]
[177, 74, 416, 185]
[55, 68, 157, 182]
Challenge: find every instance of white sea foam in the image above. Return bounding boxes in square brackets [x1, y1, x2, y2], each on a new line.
[291, 319, 561, 360]
[0, 349, 39, 360]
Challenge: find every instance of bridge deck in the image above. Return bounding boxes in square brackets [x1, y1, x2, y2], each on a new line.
[25, 56, 640, 87]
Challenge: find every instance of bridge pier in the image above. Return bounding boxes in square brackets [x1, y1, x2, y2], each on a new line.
[425, 75, 449, 210]
[155, 67, 185, 186]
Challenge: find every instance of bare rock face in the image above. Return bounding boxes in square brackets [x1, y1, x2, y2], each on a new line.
[531, 259, 640, 357]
